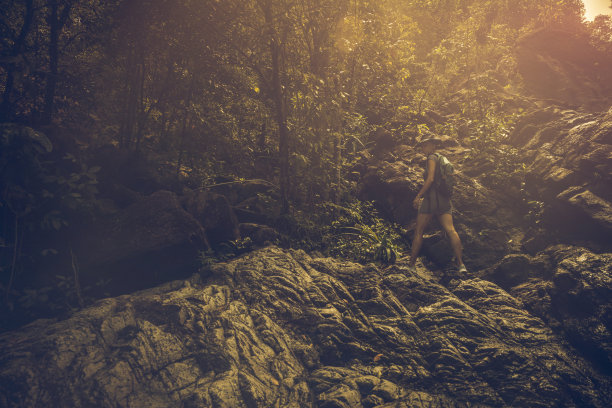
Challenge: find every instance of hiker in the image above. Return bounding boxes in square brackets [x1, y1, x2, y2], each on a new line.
[408, 135, 467, 273]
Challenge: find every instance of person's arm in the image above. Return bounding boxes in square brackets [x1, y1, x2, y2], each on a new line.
[413, 158, 436, 209]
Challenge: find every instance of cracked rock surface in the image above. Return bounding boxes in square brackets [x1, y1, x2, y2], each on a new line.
[1, 246, 610, 407]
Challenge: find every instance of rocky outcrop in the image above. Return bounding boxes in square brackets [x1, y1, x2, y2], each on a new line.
[517, 28, 612, 110]
[1, 246, 610, 407]
[183, 190, 241, 247]
[491, 245, 612, 376]
[511, 106, 612, 249]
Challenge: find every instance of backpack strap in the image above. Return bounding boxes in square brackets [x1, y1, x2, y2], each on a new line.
[431, 153, 442, 189]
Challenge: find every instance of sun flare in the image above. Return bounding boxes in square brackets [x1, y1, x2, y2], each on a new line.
[583, 0, 612, 20]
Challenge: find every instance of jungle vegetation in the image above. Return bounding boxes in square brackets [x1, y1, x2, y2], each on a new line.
[1, 0, 611, 322]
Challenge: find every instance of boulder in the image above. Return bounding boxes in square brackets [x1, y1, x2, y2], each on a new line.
[508, 106, 612, 251]
[421, 232, 454, 267]
[239, 223, 279, 246]
[72, 190, 208, 295]
[487, 253, 551, 290]
[509, 245, 612, 375]
[183, 190, 240, 247]
[233, 194, 275, 224]
[90, 145, 166, 197]
[554, 187, 612, 240]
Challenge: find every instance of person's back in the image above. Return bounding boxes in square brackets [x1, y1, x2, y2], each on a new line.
[409, 136, 466, 274]
[420, 153, 452, 216]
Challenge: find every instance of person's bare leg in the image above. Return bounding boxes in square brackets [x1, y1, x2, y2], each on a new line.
[409, 213, 433, 267]
[438, 213, 464, 267]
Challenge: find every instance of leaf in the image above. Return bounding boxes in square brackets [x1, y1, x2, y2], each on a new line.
[26, 128, 53, 153]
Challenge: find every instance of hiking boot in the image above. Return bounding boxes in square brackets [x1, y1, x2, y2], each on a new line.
[458, 264, 467, 274]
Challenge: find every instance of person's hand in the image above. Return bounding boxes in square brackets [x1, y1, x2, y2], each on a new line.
[413, 196, 421, 210]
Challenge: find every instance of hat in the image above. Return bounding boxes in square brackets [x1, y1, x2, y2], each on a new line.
[416, 134, 442, 146]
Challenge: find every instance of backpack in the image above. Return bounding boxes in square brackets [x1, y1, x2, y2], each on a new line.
[433, 153, 455, 197]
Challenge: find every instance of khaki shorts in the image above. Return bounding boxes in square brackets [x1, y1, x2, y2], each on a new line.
[418, 189, 452, 215]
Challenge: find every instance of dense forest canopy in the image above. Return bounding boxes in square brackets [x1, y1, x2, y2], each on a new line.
[2, 0, 608, 199]
[1, 0, 612, 319]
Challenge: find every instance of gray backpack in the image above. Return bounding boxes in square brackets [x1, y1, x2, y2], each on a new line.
[434, 153, 455, 197]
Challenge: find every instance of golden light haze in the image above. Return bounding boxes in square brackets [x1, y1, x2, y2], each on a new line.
[583, 0, 612, 20]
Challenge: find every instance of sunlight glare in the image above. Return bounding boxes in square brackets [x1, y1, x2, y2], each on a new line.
[583, 0, 612, 21]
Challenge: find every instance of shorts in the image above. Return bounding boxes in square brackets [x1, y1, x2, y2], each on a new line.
[418, 188, 452, 215]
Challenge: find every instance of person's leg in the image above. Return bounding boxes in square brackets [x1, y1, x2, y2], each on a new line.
[409, 213, 433, 267]
[438, 213, 464, 267]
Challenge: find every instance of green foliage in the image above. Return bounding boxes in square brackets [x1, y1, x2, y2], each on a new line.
[0, 124, 101, 310]
[257, 197, 401, 264]
[0, 271, 109, 329]
[2, 0, 597, 216]
[218, 238, 254, 260]
[0, 124, 100, 228]
[0, 124, 53, 217]
[1, 0, 605, 327]
[588, 15, 612, 53]
[520, 181, 545, 226]
[320, 200, 401, 264]
[199, 237, 255, 271]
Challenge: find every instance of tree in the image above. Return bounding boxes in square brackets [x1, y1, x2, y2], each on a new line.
[0, 0, 35, 122]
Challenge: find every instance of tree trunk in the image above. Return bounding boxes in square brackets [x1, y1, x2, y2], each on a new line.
[120, 45, 139, 149]
[262, 0, 290, 214]
[333, 132, 341, 205]
[1, 0, 34, 121]
[43, 0, 72, 124]
[272, 49, 289, 214]
[134, 51, 146, 151]
[176, 78, 195, 181]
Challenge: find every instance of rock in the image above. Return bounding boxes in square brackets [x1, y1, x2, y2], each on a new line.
[0, 275, 311, 408]
[421, 232, 454, 267]
[509, 245, 612, 376]
[91, 145, 166, 197]
[317, 383, 363, 408]
[521, 228, 551, 255]
[1, 247, 609, 407]
[362, 394, 384, 408]
[371, 128, 397, 157]
[358, 159, 420, 226]
[183, 190, 240, 247]
[593, 107, 612, 145]
[100, 183, 142, 209]
[505, 105, 612, 251]
[554, 187, 612, 240]
[516, 28, 612, 110]
[233, 194, 275, 225]
[72, 190, 208, 295]
[372, 379, 400, 401]
[239, 223, 279, 245]
[488, 253, 551, 290]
